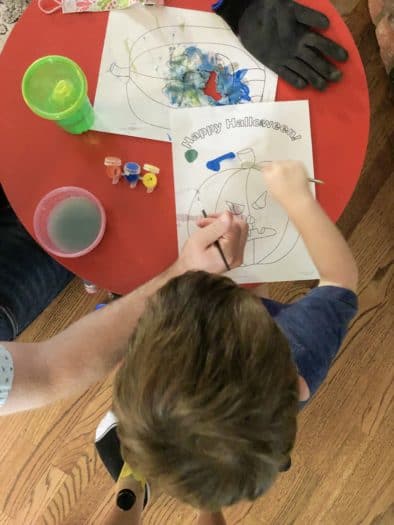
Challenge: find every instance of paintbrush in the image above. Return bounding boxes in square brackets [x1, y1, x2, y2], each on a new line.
[253, 161, 324, 185]
[201, 209, 231, 272]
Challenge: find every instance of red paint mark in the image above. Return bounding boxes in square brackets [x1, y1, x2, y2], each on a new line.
[204, 72, 221, 101]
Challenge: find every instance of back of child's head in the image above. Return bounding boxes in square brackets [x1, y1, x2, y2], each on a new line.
[113, 271, 299, 510]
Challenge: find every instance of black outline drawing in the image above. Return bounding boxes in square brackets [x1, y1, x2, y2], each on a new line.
[186, 149, 300, 267]
[106, 21, 269, 133]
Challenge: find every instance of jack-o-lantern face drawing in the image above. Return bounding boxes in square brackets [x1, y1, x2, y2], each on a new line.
[188, 149, 299, 266]
[109, 24, 268, 130]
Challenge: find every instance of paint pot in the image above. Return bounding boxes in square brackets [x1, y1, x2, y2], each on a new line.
[123, 162, 141, 188]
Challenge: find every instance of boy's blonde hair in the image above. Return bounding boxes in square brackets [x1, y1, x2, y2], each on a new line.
[113, 271, 299, 510]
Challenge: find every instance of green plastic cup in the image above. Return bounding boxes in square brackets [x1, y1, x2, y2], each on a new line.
[22, 55, 94, 134]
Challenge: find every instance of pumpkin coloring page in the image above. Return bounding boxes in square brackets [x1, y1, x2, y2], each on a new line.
[92, 6, 278, 141]
[171, 100, 319, 283]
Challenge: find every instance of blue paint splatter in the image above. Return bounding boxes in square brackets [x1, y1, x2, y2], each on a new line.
[206, 152, 236, 171]
[163, 46, 251, 108]
[216, 68, 251, 105]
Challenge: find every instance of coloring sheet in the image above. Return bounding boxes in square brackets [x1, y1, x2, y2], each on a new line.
[92, 6, 278, 142]
[171, 100, 319, 283]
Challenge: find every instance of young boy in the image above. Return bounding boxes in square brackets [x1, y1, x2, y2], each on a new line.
[96, 161, 358, 525]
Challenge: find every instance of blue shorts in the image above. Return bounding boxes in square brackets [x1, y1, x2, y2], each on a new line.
[261, 286, 358, 400]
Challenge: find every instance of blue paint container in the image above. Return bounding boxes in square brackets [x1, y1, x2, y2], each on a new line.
[123, 162, 141, 187]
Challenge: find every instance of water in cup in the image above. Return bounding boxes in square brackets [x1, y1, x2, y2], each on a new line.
[47, 196, 102, 253]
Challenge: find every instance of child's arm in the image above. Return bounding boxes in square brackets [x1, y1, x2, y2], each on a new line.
[0, 212, 248, 415]
[262, 161, 358, 292]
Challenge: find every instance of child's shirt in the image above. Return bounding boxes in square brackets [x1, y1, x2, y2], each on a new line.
[261, 286, 358, 400]
[93, 285, 358, 479]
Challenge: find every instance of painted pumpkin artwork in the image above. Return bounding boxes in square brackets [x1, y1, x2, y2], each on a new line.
[108, 24, 268, 130]
[187, 149, 300, 266]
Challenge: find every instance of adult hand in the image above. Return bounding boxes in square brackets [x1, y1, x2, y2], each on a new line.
[213, 0, 348, 90]
[262, 161, 314, 211]
[178, 212, 248, 274]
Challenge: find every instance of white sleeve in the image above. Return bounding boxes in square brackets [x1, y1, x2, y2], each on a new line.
[0, 345, 14, 406]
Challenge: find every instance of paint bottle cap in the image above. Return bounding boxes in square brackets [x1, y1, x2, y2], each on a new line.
[143, 163, 160, 174]
[104, 156, 122, 167]
[142, 173, 158, 189]
[124, 162, 141, 175]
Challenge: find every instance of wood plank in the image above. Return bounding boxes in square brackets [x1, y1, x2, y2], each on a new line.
[14, 467, 66, 525]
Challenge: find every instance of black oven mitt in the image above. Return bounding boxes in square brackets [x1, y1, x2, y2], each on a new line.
[212, 0, 348, 90]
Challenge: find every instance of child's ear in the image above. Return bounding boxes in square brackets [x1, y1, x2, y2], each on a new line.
[298, 375, 310, 402]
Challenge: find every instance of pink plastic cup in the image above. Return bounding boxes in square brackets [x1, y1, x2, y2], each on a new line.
[33, 187, 106, 258]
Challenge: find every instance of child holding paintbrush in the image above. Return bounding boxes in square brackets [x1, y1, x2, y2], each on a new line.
[96, 161, 358, 525]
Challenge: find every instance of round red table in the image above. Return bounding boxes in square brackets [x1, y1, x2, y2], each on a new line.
[0, 0, 369, 294]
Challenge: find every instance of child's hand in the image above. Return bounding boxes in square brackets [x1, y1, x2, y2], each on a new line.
[178, 212, 248, 274]
[262, 161, 313, 211]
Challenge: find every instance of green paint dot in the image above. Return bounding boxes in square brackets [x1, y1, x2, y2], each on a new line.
[185, 149, 198, 163]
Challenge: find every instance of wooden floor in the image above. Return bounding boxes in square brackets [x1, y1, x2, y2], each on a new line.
[1, 1, 393, 523]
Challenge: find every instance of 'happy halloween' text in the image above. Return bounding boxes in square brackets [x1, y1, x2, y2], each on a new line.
[181, 116, 302, 148]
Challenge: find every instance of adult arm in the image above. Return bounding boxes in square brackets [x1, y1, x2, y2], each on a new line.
[0, 267, 179, 415]
[0, 212, 248, 415]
